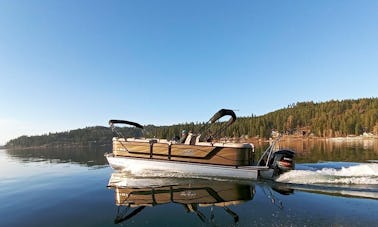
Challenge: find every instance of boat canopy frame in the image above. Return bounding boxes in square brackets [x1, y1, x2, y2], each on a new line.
[198, 109, 237, 142]
[109, 109, 238, 143]
[109, 119, 144, 139]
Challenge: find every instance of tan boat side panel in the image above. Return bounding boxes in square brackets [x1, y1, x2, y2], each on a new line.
[112, 140, 253, 166]
[170, 144, 214, 158]
[151, 143, 170, 155]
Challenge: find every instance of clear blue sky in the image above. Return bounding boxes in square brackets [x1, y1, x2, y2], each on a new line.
[1, 1, 377, 145]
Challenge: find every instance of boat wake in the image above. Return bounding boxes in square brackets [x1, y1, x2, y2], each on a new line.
[276, 163, 378, 185]
[275, 162, 378, 199]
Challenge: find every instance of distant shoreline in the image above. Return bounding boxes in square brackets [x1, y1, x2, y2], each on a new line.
[5, 134, 378, 150]
[5, 142, 111, 150]
[244, 134, 378, 146]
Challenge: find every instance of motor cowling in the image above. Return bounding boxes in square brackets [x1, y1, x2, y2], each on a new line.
[269, 149, 295, 176]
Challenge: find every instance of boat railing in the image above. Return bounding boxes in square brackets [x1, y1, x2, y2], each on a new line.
[256, 135, 282, 167]
[124, 137, 170, 144]
[113, 135, 254, 149]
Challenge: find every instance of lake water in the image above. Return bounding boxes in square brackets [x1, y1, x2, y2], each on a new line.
[1, 139, 378, 226]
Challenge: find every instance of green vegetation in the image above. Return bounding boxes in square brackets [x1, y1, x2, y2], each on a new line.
[6, 126, 111, 149]
[232, 97, 378, 138]
[6, 98, 378, 148]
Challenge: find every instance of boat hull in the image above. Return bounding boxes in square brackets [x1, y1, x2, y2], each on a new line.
[105, 153, 274, 180]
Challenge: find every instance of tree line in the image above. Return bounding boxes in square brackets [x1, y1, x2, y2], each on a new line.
[232, 98, 378, 138]
[6, 98, 378, 148]
[5, 125, 151, 148]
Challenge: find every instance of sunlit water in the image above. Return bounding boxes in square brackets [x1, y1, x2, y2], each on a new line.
[1, 143, 378, 226]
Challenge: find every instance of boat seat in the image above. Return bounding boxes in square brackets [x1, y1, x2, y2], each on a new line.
[189, 136, 197, 145]
[184, 133, 202, 145]
[184, 133, 194, 145]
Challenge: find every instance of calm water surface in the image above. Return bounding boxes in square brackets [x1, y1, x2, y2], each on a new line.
[1, 140, 377, 226]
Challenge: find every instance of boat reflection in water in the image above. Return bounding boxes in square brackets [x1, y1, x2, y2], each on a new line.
[107, 172, 268, 225]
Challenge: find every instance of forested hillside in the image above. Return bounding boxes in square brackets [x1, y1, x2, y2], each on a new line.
[155, 98, 378, 139]
[5, 126, 145, 149]
[231, 98, 378, 138]
[6, 98, 378, 148]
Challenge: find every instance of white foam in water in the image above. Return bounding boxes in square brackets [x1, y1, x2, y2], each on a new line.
[276, 163, 378, 185]
[319, 163, 378, 177]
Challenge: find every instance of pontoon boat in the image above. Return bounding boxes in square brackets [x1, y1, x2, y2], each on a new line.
[105, 109, 295, 180]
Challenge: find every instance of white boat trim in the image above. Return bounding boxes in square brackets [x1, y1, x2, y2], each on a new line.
[105, 153, 274, 180]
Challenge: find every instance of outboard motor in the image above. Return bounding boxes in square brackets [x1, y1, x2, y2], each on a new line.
[269, 149, 295, 176]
